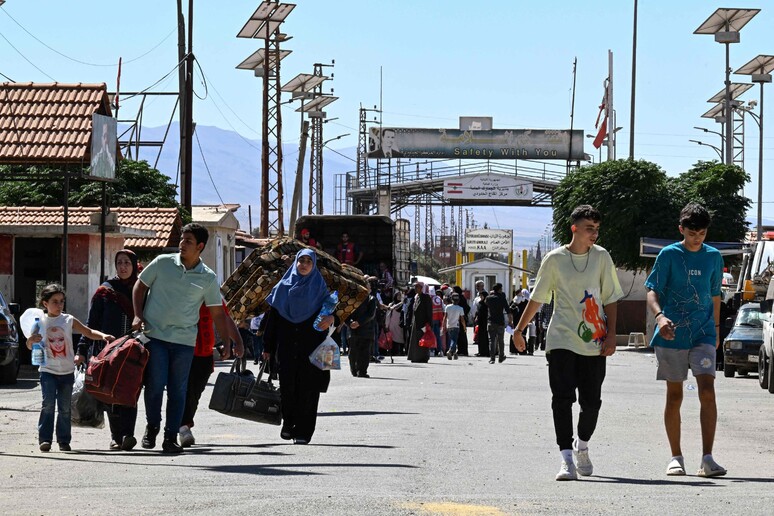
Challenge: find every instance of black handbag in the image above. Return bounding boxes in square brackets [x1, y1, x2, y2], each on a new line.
[208, 359, 282, 425]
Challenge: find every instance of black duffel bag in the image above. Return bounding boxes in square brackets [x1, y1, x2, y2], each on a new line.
[208, 358, 282, 425]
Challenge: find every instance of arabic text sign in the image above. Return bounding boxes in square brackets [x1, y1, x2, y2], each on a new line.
[445, 174, 532, 201]
[465, 229, 513, 253]
[367, 128, 585, 160]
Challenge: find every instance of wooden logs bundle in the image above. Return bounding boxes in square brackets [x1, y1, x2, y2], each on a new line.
[222, 237, 369, 323]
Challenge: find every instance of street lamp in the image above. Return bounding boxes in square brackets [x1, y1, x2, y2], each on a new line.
[735, 54, 774, 241]
[323, 133, 350, 148]
[689, 139, 723, 160]
[693, 126, 725, 156]
[695, 8, 760, 165]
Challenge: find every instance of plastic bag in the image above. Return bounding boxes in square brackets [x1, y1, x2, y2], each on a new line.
[418, 323, 437, 348]
[378, 330, 393, 351]
[309, 335, 341, 371]
[71, 368, 105, 428]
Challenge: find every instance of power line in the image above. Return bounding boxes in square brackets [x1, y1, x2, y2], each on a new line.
[193, 128, 225, 206]
[120, 54, 189, 103]
[197, 64, 260, 138]
[0, 30, 55, 81]
[1, 9, 175, 67]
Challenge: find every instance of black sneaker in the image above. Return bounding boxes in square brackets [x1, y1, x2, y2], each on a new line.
[499, 355, 506, 363]
[161, 438, 184, 454]
[58, 443, 71, 452]
[39, 442, 51, 452]
[142, 425, 160, 449]
[121, 436, 137, 451]
[489, 359, 495, 364]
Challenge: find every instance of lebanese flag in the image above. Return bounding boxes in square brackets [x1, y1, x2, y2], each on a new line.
[593, 79, 608, 149]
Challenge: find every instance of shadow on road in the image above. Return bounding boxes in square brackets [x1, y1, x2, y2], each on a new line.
[318, 410, 417, 417]
[593, 475, 774, 485]
[202, 461, 418, 476]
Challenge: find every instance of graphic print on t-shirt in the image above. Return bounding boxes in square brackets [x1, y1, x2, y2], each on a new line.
[47, 325, 68, 358]
[577, 290, 606, 344]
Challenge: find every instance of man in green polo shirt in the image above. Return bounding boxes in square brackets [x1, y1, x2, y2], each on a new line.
[132, 223, 243, 454]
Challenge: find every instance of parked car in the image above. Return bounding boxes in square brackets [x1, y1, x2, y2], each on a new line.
[723, 302, 768, 378]
[0, 290, 21, 384]
[759, 299, 774, 393]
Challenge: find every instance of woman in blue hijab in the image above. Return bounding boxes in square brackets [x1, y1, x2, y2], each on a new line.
[263, 249, 338, 444]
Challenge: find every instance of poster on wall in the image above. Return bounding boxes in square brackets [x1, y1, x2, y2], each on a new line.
[367, 127, 584, 160]
[89, 114, 117, 181]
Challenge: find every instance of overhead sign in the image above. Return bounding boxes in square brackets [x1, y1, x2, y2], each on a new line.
[465, 229, 513, 253]
[459, 116, 493, 131]
[367, 127, 584, 160]
[444, 174, 532, 201]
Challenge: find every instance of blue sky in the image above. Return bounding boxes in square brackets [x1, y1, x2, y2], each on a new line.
[2, 1, 773, 248]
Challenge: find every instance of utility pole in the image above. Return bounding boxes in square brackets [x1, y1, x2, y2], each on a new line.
[176, 0, 194, 213]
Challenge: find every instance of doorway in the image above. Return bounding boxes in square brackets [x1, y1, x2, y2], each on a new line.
[14, 237, 61, 363]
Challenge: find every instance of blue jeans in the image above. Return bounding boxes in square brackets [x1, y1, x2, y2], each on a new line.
[144, 338, 195, 440]
[432, 320, 443, 354]
[446, 327, 460, 354]
[38, 371, 74, 444]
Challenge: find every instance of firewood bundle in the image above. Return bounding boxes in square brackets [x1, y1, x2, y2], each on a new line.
[222, 237, 369, 323]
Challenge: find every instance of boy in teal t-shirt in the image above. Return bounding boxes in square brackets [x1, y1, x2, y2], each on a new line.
[645, 203, 725, 478]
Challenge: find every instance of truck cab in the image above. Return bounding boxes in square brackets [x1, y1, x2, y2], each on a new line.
[294, 215, 410, 299]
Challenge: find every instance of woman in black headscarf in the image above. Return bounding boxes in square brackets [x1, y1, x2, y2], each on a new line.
[263, 249, 338, 445]
[407, 282, 433, 363]
[77, 249, 140, 451]
[452, 286, 471, 356]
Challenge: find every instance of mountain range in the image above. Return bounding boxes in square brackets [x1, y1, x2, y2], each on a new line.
[131, 124, 555, 251]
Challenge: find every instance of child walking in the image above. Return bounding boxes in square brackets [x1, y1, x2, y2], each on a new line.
[26, 284, 114, 452]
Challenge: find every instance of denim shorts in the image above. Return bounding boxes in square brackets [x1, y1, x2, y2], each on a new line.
[655, 344, 716, 382]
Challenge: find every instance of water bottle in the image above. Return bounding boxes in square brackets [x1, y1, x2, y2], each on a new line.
[313, 291, 339, 331]
[31, 317, 46, 367]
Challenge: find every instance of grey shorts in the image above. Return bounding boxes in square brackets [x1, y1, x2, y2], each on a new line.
[655, 344, 717, 382]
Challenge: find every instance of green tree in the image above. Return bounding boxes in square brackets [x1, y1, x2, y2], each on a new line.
[551, 159, 749, 271]
[552, 159, 672, 271]
[670, 161, 750, 243]
[0, 160, 189, 221]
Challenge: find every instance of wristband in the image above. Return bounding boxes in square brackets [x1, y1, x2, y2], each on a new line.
[655, 311, 664, 319]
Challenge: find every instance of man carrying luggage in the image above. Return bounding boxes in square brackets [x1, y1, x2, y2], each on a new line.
[132, 223, 244, 454]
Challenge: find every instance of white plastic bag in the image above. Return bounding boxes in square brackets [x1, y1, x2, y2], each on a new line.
[71, 368, 105, 428]
[309, 330, 341, 371]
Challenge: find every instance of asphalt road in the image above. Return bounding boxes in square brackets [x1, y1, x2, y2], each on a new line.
[2, 337, 774, 516]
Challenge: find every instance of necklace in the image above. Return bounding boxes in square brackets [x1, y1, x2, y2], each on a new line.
[566, 245, 590, 273]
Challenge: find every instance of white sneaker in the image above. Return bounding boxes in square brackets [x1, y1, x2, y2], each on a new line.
[697, 457, 726, 477]
[179, 426, 195, 448]
[555, 460, 578, 481]
[573, 444, 593, 476]
[666, 456, 686, 476]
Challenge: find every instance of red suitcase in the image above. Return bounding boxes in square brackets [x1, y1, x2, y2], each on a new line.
[85, 333, 149, 407]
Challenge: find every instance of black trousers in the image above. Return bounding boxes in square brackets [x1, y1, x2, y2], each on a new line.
[280, 377, 321, 442]
[181, 355, 214, 429]
[348, 333, 371, 376]
[106, 404, 138, 442]
[547, 349, 606, 451]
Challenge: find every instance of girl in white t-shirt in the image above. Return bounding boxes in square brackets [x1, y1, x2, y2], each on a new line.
[25, 284, 114, 452]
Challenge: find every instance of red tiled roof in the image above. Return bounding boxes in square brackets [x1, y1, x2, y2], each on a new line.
[0, 206, 180, 250]
[0, 82, 112, 164]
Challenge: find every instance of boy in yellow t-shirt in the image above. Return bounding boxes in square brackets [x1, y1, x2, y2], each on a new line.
[513, 205, 623, 481]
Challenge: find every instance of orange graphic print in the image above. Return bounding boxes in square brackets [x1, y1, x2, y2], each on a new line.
[577, 290, 607, 344]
